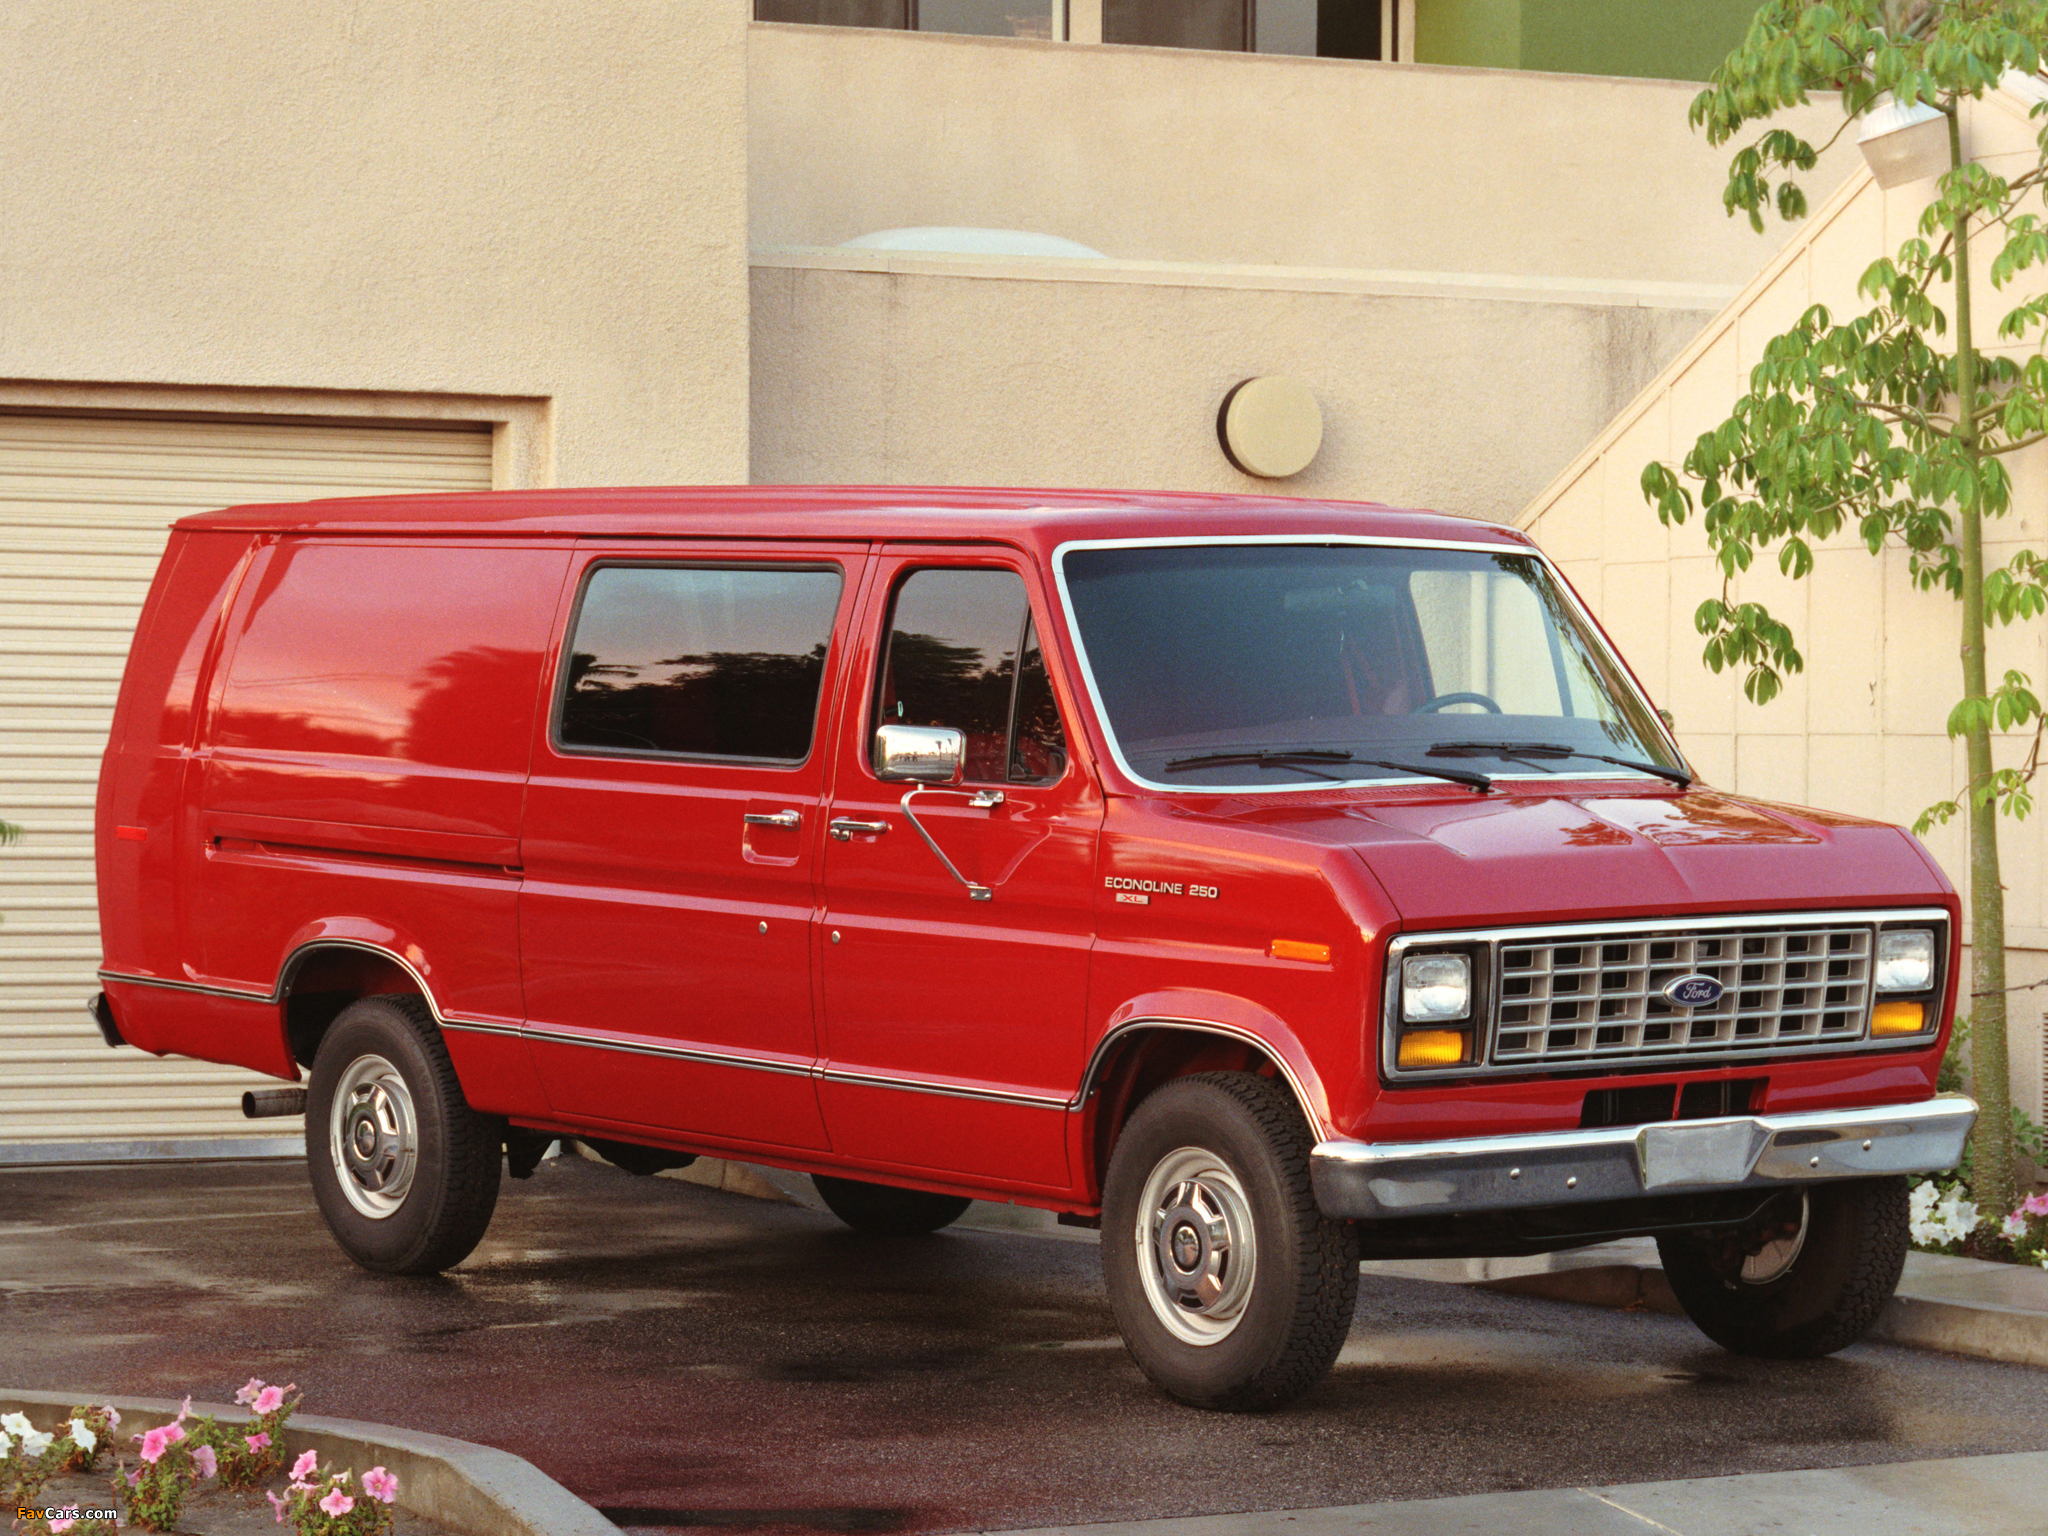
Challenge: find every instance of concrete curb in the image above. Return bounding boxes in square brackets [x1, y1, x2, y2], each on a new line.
[1474, 1253, 2048, 1370]
[0, 1390, 616, 1536]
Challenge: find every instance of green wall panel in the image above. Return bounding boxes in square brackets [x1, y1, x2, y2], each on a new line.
[1417, 0, 1759, 81]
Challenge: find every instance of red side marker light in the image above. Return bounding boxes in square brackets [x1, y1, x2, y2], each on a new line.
[115, 826, 148, 842]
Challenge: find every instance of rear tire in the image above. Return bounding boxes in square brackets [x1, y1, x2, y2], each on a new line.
[1101, 1072, 1359, 1411]
[1657, 1177, 1908, 1358]
[306, 994, 502, 1275]
[812, 1174, 973, 1235]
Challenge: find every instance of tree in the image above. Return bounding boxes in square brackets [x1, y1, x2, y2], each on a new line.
[1642, 0, 2048, 1215]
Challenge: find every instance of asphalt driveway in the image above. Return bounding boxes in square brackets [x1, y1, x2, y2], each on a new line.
[4, 1155, 2047, 1534]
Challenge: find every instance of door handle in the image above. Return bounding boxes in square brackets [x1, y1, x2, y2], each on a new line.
[828, 817, 891, 841]
[744, 810, 802, 829]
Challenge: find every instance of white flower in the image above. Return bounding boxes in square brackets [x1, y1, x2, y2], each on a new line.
[1, 1411, 33, 1437]
[0, 1427, 13, 1456]
[20, 1427, 55, 1458]
[68, 1416, 96, 1454]
[2005, 1213, 2031, 1242]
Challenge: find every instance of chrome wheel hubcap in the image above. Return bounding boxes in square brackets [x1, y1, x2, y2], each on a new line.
[330, 1054, 418, 1220]
[1740, 1191, 1810, 1285]
[1135, 1147, 1257, 1345]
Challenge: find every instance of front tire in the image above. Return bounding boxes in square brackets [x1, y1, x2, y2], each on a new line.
[306, 994, 502, 1275]
[1657, 1178, 1908, 1358]
[1102, 1072, 1359, 1411]
[812, 1174, 972, 1235]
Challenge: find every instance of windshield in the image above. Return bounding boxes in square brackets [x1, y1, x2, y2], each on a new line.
[1057, 542, 1683, 790]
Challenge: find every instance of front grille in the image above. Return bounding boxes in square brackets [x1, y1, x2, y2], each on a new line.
[1492, 923, 1872, 1066]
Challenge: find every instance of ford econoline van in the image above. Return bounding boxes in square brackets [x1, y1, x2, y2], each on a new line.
[92, 487, 1974, 1409]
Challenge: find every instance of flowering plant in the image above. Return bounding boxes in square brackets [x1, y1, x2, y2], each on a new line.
[118, 1397, 217, 1533]
[2, 1409, 62, 1505]
[194, 1376, 302, 1489]
[55, 1404, 118, 1474]
[1998, 1190, 2048, 1269]
[266, 1451, 399, 1536]
[1910, 1176, 2048, 1267]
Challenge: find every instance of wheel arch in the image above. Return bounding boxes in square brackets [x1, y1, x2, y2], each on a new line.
[1075, 1008, 1330, 1201]
[275, 936, 448, 1070]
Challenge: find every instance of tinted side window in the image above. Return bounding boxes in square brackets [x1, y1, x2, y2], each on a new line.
[558, 565, 842, 762]
[876, 568, 1066, 784]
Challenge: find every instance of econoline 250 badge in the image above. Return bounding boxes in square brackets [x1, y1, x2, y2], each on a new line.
[1104, 876, 1220, 906]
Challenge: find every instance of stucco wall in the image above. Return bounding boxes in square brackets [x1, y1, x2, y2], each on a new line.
[1519, 90, 2048, 1122]
[0, 0, 750, 487]
[752, 250, 1717, 521]
[748, 22, 1855, 287]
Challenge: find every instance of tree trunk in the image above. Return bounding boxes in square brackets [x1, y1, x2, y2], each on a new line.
[1950, 107, 2016, 1218]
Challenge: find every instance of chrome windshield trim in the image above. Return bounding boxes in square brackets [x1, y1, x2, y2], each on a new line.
[1310, 1094, 1978, 1219]
[1047, 533, 1690, 796]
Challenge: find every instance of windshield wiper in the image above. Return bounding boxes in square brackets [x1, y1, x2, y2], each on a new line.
[1163, 748, 1491, 793]
[1426, 740, 1692, 788]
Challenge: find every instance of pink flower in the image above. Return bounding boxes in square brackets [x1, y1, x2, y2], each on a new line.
[163, 1422, 186, 1447]
[362, 1466, 399, 1503]
[177, 1395, 192, 1422]
[193, 1442, 218, 1478]
[292, 1448, 321, 1480]
[49, 1520, 74, 1533]
[252, 1385, 286, 1415]
[266, 1489, 289, 1524]
[319, 1489, 355, 1517]
[236, 1378, 266, 1406]
[105, 1406, 120, 1428]
[2020, 1192, 2048, 1218]
[246, 1431, 272, 1452]
[138, 1426, 172, 1463]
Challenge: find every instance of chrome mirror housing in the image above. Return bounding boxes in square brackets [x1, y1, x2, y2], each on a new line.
[875, 723, 965, 783]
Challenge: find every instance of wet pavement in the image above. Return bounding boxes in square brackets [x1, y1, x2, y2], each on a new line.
[4, 1156, 2048, 1536]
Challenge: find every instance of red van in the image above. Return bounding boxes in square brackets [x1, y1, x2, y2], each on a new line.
[93, 487, 1973, 1409]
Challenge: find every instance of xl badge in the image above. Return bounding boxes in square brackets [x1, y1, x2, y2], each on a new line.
[1661, 973, 1725, 1009]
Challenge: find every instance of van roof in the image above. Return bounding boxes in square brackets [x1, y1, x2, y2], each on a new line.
[175, 484, 1534, 553]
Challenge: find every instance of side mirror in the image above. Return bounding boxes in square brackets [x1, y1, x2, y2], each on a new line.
[875, 723, 965, 783]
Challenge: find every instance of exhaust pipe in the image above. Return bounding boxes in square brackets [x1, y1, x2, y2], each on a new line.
[87, 991, 126, 1049]
[241, 1087, 308, 1119]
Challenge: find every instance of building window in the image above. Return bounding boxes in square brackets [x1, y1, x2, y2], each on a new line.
[757, 0, 1395, 59]
[755, 0, 1060, 39]
[1102, 0, 1248, 51]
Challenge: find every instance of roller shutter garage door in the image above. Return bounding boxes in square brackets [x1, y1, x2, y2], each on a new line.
[0, 414, 493, 1160]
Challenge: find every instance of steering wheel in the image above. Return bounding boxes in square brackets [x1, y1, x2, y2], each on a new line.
[1413, 691, 1503, 714]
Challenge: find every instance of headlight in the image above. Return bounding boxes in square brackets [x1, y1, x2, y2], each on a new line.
[1876, 929, 1935, 994]
[1402, 953, 1471, 1023]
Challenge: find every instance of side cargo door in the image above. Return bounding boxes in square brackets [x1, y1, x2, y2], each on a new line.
[518, 542, 865, 1150]
[816, 547, 1103, 1191]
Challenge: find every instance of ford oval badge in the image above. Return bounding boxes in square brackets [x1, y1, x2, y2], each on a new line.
[1662, 973, 1725, 1009]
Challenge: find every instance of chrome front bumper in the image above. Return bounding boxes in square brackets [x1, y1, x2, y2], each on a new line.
[1309, 1094, 1978, 1220]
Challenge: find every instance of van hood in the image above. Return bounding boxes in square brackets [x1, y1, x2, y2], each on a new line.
[1217, 786, 1951, 929]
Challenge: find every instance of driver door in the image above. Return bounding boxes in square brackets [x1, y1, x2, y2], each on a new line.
[816, 550, 1102, 1192]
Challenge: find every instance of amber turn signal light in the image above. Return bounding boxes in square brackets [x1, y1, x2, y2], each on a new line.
[1396, 1029, 1470, 1068]
[1870, 1000, 1929, 1037]
[1269, 938, 1331, 964]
